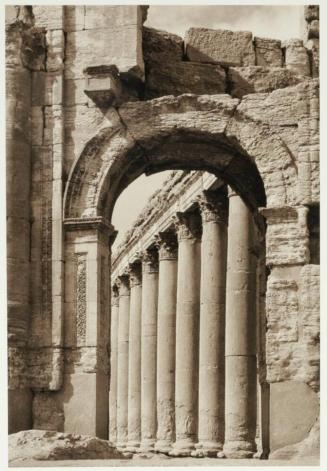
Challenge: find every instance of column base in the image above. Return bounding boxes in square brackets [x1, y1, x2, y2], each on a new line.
[222, 440, 256, 459]
[154, 439, 173, 454]
[126, 440, 140, 453]
[169, 438, 195, 457]
[191, 441, 223, 458]
[116, 440, 128, 450]
[139, 439, 156, 453]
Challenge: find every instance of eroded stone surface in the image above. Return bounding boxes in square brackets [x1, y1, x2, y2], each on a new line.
[145, 60, 226, 98]
[143, 27, 183, 63]
[9, 430, 125, 462]
[228, 66, 303, 98]
[185, 27, 255, 66]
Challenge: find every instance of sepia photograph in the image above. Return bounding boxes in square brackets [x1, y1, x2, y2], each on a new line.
[3, 0, 322, 468]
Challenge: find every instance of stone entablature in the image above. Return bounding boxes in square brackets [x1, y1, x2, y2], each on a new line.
[112, 171, 219, 275]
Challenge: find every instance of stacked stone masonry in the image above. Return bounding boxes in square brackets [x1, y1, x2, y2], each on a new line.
[6, 4, 319, 462]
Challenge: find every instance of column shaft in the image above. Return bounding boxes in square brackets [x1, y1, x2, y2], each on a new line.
[155, 233, 178, 453]
[140, 249, 159, 451]
[109, 286, 119, 443]
[116, 275, 130, 448]
[193, 193, 227, 457]
[170, 212, 201, 457]
[127, 263, 142, 451]
[223, 193, 257, 458]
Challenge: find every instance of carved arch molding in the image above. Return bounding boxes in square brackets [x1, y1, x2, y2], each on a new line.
[64, 92, 304, 222]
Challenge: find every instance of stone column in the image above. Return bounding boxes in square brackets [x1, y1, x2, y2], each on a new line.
[116, 274, 130, 448]
[6, 7, 34, 432]
[127, 261, 142, 452]
[140, 248, 159, 452]
[170, 212, 202, 457]
[154, 232, 178, 454]
[222, 192, 257, 458]
[192, 191, 228, 457]
[109, 284, 119, 444]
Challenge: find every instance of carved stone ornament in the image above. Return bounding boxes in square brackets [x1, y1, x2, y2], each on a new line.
[116, 274, 130, 296]
[128, 262, 142, 287]
[75, 253, 87, 346]
[155, 231, 178, 261]
[197, 190, 228, 224]
[173, 211, 202, 241]
[111, 284, 119, 307]
[141, 248, 159, 273]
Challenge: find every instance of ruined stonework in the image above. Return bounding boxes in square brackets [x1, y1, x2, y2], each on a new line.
[6, 4, 319, 463]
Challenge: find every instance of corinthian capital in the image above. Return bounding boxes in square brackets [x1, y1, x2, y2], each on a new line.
[128, 261, 142, 287]
[197, 190, 228, 224]
[173, 211, 202, 241]
[111, 284, 119, 306]
[116, 274, 130, 296]
[155, 231, 178, 261]
[141, 248, 159, 274]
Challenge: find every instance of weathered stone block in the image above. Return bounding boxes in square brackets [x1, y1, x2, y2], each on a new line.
[262, 207, 309, 266]
[143, 27, 183, 63]
[65, 26, 143, 80]
[8, 388, 33, 434]
[307, 19, 319, 40]
[46, 30, 65, 72]
[64, 6, 85, 32]
[306, 38, 319, 78]
[254, 37, 283, 67]
[305, 5, 319, 22]
[32, 72, 63, 106]
[266, 279, 298, 343]
[84, 5, 140, 30]
[185, 27, 255, 67]
[299, 265, 320, 345]
[33, 392, 64, 431]
[33, 5, 64, 30]
[145, 60, 226, 99]
[228, 66, 303, 98]
[64, 78, 88, 106]
[9, 429, 125, 462]
[284, 39, 310, 77]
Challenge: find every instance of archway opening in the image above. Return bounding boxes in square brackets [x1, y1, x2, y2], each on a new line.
[62, 95, 290, 457]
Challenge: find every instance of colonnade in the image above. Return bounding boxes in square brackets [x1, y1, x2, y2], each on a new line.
[109, 191, 259, 458]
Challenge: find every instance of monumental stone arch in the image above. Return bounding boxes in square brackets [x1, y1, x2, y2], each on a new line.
[6, 3, 320, 463]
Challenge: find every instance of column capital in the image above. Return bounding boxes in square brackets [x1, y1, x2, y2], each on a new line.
[197, 190, 228, 224]
[155, 231, 178, 261]
[173, 211, 202, 241]
[111, 284, 119, 306]
[227, 186, 239, 198]
[141, 248, 159, 274]
[128, 261, 142, 287]
[116, 274, 130, 296]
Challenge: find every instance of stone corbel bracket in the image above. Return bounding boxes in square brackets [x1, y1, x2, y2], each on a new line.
[84, 65, 123, 109]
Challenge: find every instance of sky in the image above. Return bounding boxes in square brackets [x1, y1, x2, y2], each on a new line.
[111, 5, 304, 249]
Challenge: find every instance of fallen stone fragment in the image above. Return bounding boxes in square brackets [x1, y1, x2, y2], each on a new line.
[145, 60, 226, 99]
[228, 66, 304, 98]
[143, 27, 184, 63]
[9, 429, 126, 462]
